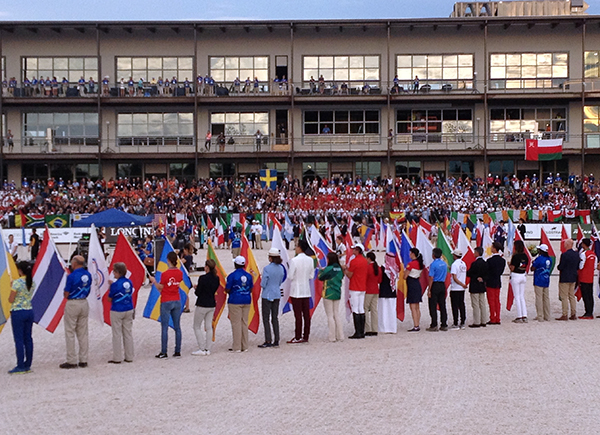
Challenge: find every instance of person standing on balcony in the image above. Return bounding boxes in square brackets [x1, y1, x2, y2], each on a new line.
[52, 77, 59, 97]
[205, 131, 212, 152]
[255, 130, 263, 152]
[388, 129, 394, 149]
[31, 77, 39, 96]
[318, 75, 325, 94]
[44, 77, 53, 96]
[322, 125, 331, 134]
[88, 77, 95, 94]
[164, 77, 171, 96]
[137, 78, 144, 96]
[253, 77, 259, 95]
[233, 77, 240, 95]
[273, 76, 279, 95]
[217, 132, 226, 152]
[6, 130, 14, 152]
[282, 76, 288, 94]
[157, 77, 164, 96]
[413, 75, 420, 93]
[309, 76, 316, 94]
[171, 77, 178, 96]
[102, 76, 110, 96]
[184, 78, 190, 96]
[23, 77, 31, 96]
[127, 77, 134, 97]
[244, 77, 251, 94]
[78, 76, 86, 97]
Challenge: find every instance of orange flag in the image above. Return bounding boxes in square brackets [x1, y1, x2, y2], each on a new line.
[240, 233, 261, 334]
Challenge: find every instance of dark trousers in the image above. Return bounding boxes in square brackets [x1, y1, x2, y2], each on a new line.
[291, 297, 311, 340]
[450, 290, 466, 326]
[581, 282, 594, 316]
[11, 309, 34, 370]
[428, 282, 448, 328]
[261, 298, 280, 344]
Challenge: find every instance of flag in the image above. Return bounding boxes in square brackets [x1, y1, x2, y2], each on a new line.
[565, 209, 576, 219]
[525, 138, 563, 161]
[45, 214, 70, 228]
[307, 227, 331, 317]
[175, 213, 187, 227]
[87, 225, 110, 325]
[206, 214, 214, 230]
[506, 219, 515, 257]
[103, 233, 146, 325]
[482, 227, 494, 259]
[419, 218, 432, 235]
[240, 233, 261, 333]
[284, 213, 294, 240]
[540, 227, 556, 274]
[385, 226, 405, 321]
[216, 217, 225, 246]
[31, 228, 68, 333]
[578, 210, 591, 225]
[389, 211, 405, 220]
[206, 239, 228, 341]
[560, 224, 570, 253]
[436, 230, 453, 290]
[547, 210, 563, 223]
[416, 227, 433, 293]
[25, 213, 45, 228]
[0, 226, 19, 334]
[143, 238, 192, 326]
[271, 225, 291, 316]
[507, 230, 531, 311]
[456, 226, 476, 272]
[259, 169, 278, 190]
[360, 226, 374, 251]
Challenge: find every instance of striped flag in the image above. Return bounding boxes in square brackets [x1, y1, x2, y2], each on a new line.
[206, 239, 228, 341]
[271, 225, 291, 315]
[31, 228, 68, 333]
[307, 227, 331, 317]
[240, 232, 261, 334]
[88, 225, 110, 325]
[525, 138, 563, 161]
[540, 227, 556, 274]
[0, 226, 19, 334]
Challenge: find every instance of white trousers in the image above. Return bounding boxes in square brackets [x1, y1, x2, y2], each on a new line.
[511, 273, 527, 318]
[349, 290, 365, 314]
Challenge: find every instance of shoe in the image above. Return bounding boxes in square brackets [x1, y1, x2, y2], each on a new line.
[479, 324, 486, 328]
[258, 342, 272, 348]
[349, 313, 363, 339]
[78, 362, 88, 368]
[569, 315, 577, 320]
[272, 342, 279, 348]
[512, 318, 523, 323]
[173, 352, 181, 358]
[300, 338, 309, 343]
[486, 321, 493, 325]
[408, 327, 420, 332]
[579, 315, 594, 319]
[124, 360, 133, 363]
[450, 325, 460, 330]
[426, 326, 438, 332]
[155, 353, 168, 359]
[241, 349, 248, 352]
[192, 349, 206, 356]
[459, 324, 466, 330]
[8, 367, 30, 374]
[556, 316, 568, 321]
[228, 349, 242, 353]
[365, 331, 378, 336]
[468, 324, 480, 328]
[107, 360, 121, 364]
[286, 338, 303, 344]
[522, 317, 528, 323]
[204, 350, 211, 356]
[183, 308, 191, 313]
[59, 363, 78, 369]
[439, 326, 448, 331]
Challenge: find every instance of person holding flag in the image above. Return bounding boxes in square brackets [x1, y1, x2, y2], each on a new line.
[486, 242, 506, 325]
[364, 251, 382, 336]
[225, 256, 253, 352]
[556, 239, 578, 321]
[149, 251, 183, 359]
[258, 248, 285, 348]
[449, 249, 467, 330]
[287, 240, 315, 344]
[531, 244, 552, 322]
[404, 248, 424, 332]
[192, 259, 220, 356]
[467, 247, 489, 328]
[509, 240, 529, 324]
[318, 252, 345, 342]
[426, 248, 449, 332]
[107, 262, 135, 364]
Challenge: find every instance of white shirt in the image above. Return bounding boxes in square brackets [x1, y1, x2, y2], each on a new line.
[289, 253, 315, 298]
[450, 259, 467, 291]
[7, 239, 18, 256]
[251, 224, 263, 235]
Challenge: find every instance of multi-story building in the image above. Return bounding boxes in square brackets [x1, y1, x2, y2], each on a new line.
[0, 15, 600, 185]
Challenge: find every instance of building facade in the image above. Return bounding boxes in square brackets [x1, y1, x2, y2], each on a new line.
[0, 16, 600, 185]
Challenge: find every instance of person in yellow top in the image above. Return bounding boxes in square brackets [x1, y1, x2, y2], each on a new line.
[8, 261, 35, 374]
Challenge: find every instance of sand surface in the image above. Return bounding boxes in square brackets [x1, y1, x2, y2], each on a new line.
[1, 242, 598, 435]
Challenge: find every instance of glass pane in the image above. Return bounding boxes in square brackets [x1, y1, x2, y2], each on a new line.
[335, 56, 349, 68]
[163, 58, 177, 69]
[321, 69, 334, 81]
[506, 54, 521, 66]
[226, 113, 241, 123]
[413, 56, 427, 68]
[458, 55, 473, 66]
[320, 56, 334, 68]
[147, 57, 161, 69]
[522, 53, 536, 65]
[225, 57, 239, 69]
[38, 58, 53, 70]
[132, 58, 147, 69]
[334, 70, 349, 81]
[442, 68, 456, 80]
[304, 57, 318, 69]
[490, 54, 505, 66]
[458, 68, 473, 79]
[54, 58, 68, 69]
[365, 68, 379, 80]
[429, 68, 442, 79]
[554, 53, 568, 65]
[211, 57, 224, 69]
[85, 58, 98, 69]
[117, 57, 131, 70]
[349, 69, 363, 81]
[349, 57, 363, 68]
[442, 55, 457, 67]
[552, 66, 568, 78]
[212, 113, 225, 123]
[490, 67, 505, 79]
[254, 57, 268, 69]
[364, 56, 379, 68]
[148, 113, 163, 123]
[397, 56, 411, 68]
[239, 57, 253, 69]
[179, 57, 192, 69]
[255, 112, 268, 123]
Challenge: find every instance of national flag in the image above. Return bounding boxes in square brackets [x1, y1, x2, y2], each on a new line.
[360, 226, 374, 251]
[45, 214, 70, 228]
[540, 227, 556, 274]
[385, 226, 405, 321]
[416, 227, 433, 293]
[284, 213, 294, 240]
[560, 224, 570, 253]
[102, 233, 146, 325]
[547, 210, 563, 222]
[482, 227, 494, 259]
[578, 210, 591, 225]
[419, 218, 432, 235]
[507, 230, 531, 311]
[175, 213, 188, 227]
[389, 211, 405, 220]
[271, 225, 291, 316]
[436, 230, 454, 290]
[143, 238, 191, 326]
[456, 226, 476, 271]
[240, 232, 261, 334]
[307, 227, 331, 317]
[0, 226, 19, 334]
[565, 209, 576, 219]
[88, 224, 110, 325]
[206, 239, 228, 341]
[259, 169, 278, 190]
[465, 218, 475, 240]
[216, 217, 225, 246]
[525, 138, 563, 161]
[577, 224, 584, 247]
[506, 219, 515, 256]
[206, 214, 214, 230]
[31, 228, 68, 333]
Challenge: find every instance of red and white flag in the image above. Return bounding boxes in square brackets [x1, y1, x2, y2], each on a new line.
[525, 138, 563, 161]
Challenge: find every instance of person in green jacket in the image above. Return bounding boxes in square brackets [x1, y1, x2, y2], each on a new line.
[318, 252, 345, 342]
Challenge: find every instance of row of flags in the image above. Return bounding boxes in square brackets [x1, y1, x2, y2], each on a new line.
[9, 212, 70, 228]
[450, 209, 594, 225]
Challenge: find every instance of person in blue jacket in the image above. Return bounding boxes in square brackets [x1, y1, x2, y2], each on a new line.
[108, 262, 135, 364]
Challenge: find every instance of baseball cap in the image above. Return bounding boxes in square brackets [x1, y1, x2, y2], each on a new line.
[268, 248, 281, 257]
[233, 256, 246, 266]
[536, 244, 548, 252]
[351, 243, 365, 252]
[452, 249, 463, 257]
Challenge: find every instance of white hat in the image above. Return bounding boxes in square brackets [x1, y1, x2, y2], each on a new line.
[536, 244, 548, 252]
[351, 243, 365, 252]
[234, 256, 246, 266]
[452, 249, 463, 257]
[268, 248, 281, 257]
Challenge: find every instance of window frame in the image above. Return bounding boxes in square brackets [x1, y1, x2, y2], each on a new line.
[585, 51, 600, 79]
[21, 56, 99, 83]
[22, 111, 99, 146]
[303, 109, 380, 136]
[210, 111, 270, 137]
[117, 112, 194, 146]
[302, 54, 381, 88]
[489, 107, 567, 142]
[396, 108, 473, 143]
[489, 52, 569, 89]
[395, 53, 475, 89]
[209, 55, 270, 85]
[115, 56, 194, 83]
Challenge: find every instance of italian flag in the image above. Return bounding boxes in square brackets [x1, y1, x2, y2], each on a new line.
[525, 138, 563, 161]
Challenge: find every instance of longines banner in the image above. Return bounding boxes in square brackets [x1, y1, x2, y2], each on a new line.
[105, 226, 153, 244]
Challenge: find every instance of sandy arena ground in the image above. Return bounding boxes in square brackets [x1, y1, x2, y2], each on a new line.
[1, 241, 598, 435]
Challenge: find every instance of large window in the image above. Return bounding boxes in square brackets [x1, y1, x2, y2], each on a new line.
[116, 57, 193, 81]
[211, 112, 269, 136]
[22, 57, 98, 82]
[209, 163, 236, 179]
[489, 53, 568, 89]
[117, 163, 143, 179]
[75, 163, 99, 181]
[117, 112, 193, 146]
[448, 160, 474, 180]
[490, 107, 566, 142]
[395, 161, 421, 180]
[489, 160, 515, 180]
[584, 105, 600, 148]
[22, 163, 48, 180]
[356, 161, 381, 180]
[585, 51, 599, 78]
[303, 55, 380, 86]
[304, 110, 379, 135]
[396, 109, 472, 143]
[396, 54, 474, 88]
[210, 56, 268, 84]
[23, 112, 99, 146]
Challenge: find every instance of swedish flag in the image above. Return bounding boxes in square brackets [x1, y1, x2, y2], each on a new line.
[259, 169, 278, 190]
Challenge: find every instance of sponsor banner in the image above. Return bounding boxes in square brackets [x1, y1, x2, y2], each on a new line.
[2, 228, 92, 245]
[522, 224, 572, 240]
[105, 226, 153, 244]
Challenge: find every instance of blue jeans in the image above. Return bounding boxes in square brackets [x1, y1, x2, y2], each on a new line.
[160, 300, 182, 354]
[11, 309, 34, 370]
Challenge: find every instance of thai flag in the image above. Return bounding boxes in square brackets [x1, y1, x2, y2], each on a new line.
[31, 228, 68, 333]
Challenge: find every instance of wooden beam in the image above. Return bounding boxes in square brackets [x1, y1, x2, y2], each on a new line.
[244, 26, 250, 33]
[503, 23, 511, 29]
[527, 22, 535, 29]
[219, 26, 226, 33]
[267, 26, 273, 33]
[99, 27, 109, 34]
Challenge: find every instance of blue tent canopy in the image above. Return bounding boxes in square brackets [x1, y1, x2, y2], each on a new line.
[73, 209, 153, 227]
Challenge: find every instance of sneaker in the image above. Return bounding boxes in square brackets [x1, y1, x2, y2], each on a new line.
[8, 366, 30, 374]
[257, 342, 272, 348]
[192, 349, 206, 356]
[468, 324, 480, 328]
[459, 324, 466, 330]
[287, 338, 303, 344]
[450, 325, 460, 330]
[272, 342, 279, 348]
[204, 350, 211, 356]
[512, 318, 523, 324]
[579, 315, 594, 320]
[408, 327, 420, 332]
[439, 326, 448, 331]
[426, 326, 438, 332]
[78, 362, 88, 368]
[155, 353, 168, 359]
[522, 317, 528, 323]
[241, 349, 249, 352]
[59, 362, 78, 369]
[107, 360, 121, 364]
[172, 352, 182, 358]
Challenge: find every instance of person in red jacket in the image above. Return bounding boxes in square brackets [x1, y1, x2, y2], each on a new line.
[578, 238, 597, 319]
[364, 252, 382, 336]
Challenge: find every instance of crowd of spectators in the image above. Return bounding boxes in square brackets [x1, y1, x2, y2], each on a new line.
[0, 172, 597, 226]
